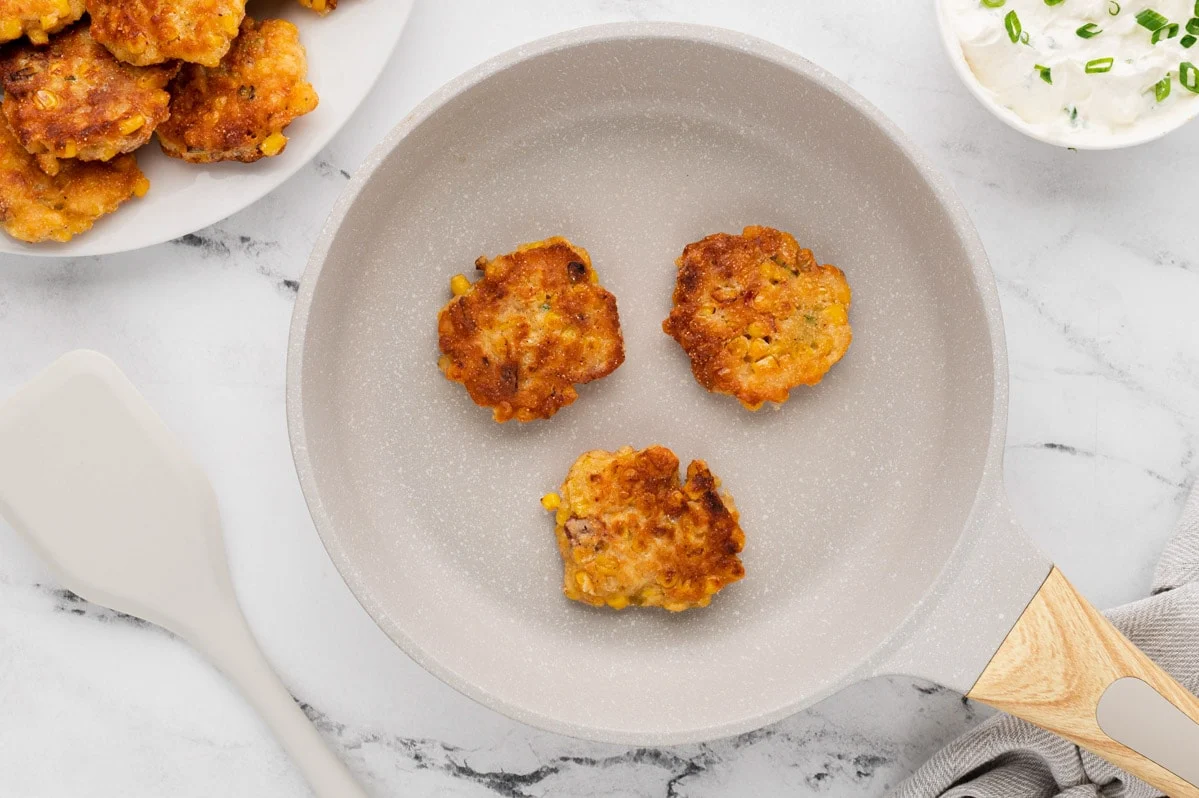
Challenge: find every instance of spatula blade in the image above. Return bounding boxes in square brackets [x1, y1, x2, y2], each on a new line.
[0, 350, 236, 633]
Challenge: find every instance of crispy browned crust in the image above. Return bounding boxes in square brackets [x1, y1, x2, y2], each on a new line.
[85, 0, 245, 67]
[663, 225, 852, 410]
[0, 0, 85, 45]
[550, 446, 746, 611]
[437, 236, 625, 423]
[297, 0, 337, 13]
[156, 16, 318, 164]
[0, 118, 147, 242]
[0, 24, 176, 176]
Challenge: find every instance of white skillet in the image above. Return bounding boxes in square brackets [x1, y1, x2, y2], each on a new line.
[287, 24, 1199, 794]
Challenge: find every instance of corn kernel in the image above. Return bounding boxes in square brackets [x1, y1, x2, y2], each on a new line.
[746, 321, 769, 337]
[28, 28, 48, 44]
[259, 132, 287, 157]
[221, 12, 240, 35]
[606, 595, 630, 610]
[540, 492, 560, 511]
[823, 304, 848, 325]
[0, 19, 22, 40]
[312, 0, 328, 9]
[39, 14, 57, 30]
[118, 115, 146, 135]
[449, 273, 470, 296]
[748, 338, 770, 360]
[752, 355, 778, 372]
[132, 177, 150, 198]
[59, 141, 76, 158]
[726, 337, 749, 357]
[56, 0, 70, 14]
[33, 90, 56, 110]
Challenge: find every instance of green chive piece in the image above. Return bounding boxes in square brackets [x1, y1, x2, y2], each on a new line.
[1077, 22, 1103, 37]
[980, 0, 1005, 6]
[1183, 33, 1198, 46]
[1182, 61, 1199, 92]
[1155, 75, 1172, 100]
[1152, 22, 1180, 42]
[1035, 64, 1053, 83]
[1085, 57, 1115, 73]
[1137, 8, 1169, 29]
[1187, 18, 1199, 34]
[1005, 10, 1022, 42]
[1044, 0, 1066, 5]
[1109, 0, 1121, 14]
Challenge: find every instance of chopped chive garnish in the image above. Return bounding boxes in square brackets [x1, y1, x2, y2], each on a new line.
[1034, 63, 1053, 83]
[1005, 10, 1022, 42]
[1137, 8, 1169, 30]
[1085, 57, 1115, 72]
[1044, 0, 1066, 5]
[1152, 22, 1180, 42]
[981, 0, 1005, 6]
[1184, 33, 1198, 46]
[1077, 22, 1103, 37]
[1187, 18, 1199, 34]
[1182, 61, 1199, 92]
[1109, 0, 1121, 13]
[1155, 75, 1172, 100]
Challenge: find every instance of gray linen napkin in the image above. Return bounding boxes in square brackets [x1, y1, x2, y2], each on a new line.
[892, 479, 1199, 798]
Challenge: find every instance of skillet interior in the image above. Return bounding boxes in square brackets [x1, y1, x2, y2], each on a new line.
[289, 26, 999, 743]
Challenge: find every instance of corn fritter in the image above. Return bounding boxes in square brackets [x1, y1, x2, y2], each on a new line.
[156, 16, 318, 164]
[85, 0, 246, 67]
[0, 118, 148, 243]
[0, 0, 84, 45]
[437, 236, 625, 423]
[663, 225, 852, 410]
[544, 446, 746, 612]
[0, 23, 177, 176]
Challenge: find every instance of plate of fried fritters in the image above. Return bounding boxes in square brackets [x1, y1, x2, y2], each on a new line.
[0, 0, 413, 256]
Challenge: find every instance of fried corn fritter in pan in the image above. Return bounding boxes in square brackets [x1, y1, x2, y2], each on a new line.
[0, 0, 84, 45]
[542, 446, 746, 611]
[663, 225, 852, 410]
[0, 23, 176, 176]
[157, 16, 318, 163]
[437, 236, 625, 423]
[85, 0, 246, 67]
[0, 119, 147, 242]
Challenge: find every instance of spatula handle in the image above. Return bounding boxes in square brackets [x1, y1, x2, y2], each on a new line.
[968, 567, 1199, 797]
[190, 604, 370, 798]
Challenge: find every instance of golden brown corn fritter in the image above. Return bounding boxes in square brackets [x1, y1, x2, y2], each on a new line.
[437, 237, 625, 423]
[542, 446, 746, 612]
[157, 16, 318, 163]
[663, 225, 852, 410]
[0, 23, 176, 176]
[0, 0, 84, 45]
[85, 0, 245, 67]
[0, 118, 146, 242]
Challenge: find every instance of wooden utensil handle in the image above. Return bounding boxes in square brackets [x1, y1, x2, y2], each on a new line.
[967, 567, 1199, 797]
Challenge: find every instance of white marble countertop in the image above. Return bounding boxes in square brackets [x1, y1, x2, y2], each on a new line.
[2, 1, 1198, 795]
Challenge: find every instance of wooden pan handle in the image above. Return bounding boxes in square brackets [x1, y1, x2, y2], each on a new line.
[967, 567, 1199, 797]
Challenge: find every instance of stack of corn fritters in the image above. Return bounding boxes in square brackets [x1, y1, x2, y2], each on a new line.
[0, 0, 326, 243]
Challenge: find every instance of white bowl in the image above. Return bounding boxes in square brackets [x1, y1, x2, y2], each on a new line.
[933, 0, 1199, 149]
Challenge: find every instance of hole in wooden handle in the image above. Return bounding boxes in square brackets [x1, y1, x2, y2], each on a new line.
[1097, 677, 1199, 788]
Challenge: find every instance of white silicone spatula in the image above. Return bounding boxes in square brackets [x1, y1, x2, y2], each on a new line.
[0, 350, 368, 798]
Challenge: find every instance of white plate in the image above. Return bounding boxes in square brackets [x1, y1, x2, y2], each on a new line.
[1, 0, 414, 258]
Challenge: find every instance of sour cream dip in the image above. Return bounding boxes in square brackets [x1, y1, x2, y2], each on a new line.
[939, 0, 1199, 146]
